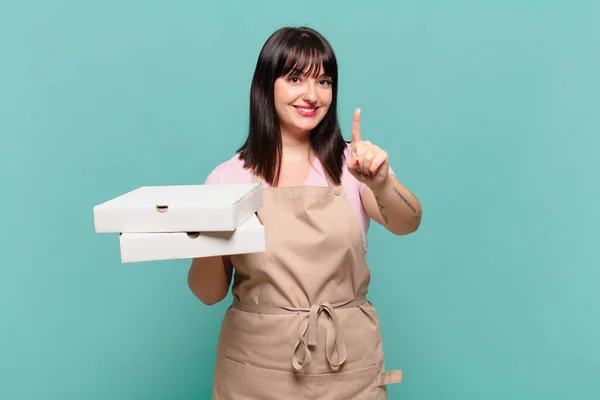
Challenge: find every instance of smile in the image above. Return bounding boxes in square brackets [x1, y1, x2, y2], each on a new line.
[293, 106, 319, 116]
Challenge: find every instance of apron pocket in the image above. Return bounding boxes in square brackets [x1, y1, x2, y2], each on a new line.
[214, 356, 307, 400]
[308, 362, 402, 400]
[214, 356, 401, 400]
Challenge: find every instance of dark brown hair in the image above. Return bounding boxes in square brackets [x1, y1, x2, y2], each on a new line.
[237, 26, 346, 186]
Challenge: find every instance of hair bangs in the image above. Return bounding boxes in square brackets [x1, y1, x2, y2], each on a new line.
[279, 38, 337, 80]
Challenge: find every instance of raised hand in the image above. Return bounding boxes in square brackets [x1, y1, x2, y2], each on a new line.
[346, 108, 390, 189]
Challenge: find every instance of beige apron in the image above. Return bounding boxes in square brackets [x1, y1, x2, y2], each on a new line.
[211, 172, 402, 399]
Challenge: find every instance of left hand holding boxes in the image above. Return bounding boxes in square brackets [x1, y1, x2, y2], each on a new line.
[93, 184, 265, 263]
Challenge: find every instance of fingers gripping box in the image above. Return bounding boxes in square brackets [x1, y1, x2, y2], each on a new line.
[93, 183, 265, 263]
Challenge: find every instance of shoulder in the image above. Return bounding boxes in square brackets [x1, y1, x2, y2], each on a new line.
[204, 153, 252, 185]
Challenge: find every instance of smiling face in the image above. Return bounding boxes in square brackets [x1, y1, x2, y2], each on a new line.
[273, 66, 333, 139]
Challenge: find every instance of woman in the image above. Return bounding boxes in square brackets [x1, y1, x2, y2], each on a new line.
[188, 26, 422, 399]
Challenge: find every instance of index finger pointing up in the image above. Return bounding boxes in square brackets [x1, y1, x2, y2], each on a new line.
[351, 108, 361, 149]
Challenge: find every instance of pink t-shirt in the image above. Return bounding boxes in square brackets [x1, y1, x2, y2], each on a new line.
[204, 143, 394, 250]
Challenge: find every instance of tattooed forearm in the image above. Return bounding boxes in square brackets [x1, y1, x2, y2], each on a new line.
[393, 187, 418, 214]
[375, 195, 389, 225]
[369, 178, 422, 234]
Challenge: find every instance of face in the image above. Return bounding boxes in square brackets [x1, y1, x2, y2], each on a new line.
[273, 66, 333, 138]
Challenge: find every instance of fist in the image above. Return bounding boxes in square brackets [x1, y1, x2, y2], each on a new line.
[346, 108, 390, 189]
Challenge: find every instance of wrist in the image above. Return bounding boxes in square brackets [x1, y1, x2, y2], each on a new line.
[369, 175, 394, 193]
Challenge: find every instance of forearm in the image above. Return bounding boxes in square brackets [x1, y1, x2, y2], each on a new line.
[187, 256, 232, 305]
[371, 176, 422, 235]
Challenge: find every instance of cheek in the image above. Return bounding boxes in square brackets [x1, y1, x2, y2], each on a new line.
[274, 92, 291, 112]
[320, 90, 333, 107]
[319, 98, 332, 118]
[273, 81, 292, 104]
[275, 89, 297, 108]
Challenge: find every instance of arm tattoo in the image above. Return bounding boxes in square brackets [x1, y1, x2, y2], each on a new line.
[393, 187, 418, 213]
[375, 195, 389, 225]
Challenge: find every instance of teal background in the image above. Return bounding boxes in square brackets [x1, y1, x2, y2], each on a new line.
[2, 0, 599, 398]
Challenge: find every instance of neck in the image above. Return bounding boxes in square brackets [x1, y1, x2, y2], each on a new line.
[280, 128, 312, 161]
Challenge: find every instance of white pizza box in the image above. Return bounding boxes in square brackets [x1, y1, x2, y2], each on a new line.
[93, 183, 263, 233]
[118, 213, 265, 263]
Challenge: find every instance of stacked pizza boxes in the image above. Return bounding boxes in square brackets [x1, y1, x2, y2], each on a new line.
[93, 184, 265, 263]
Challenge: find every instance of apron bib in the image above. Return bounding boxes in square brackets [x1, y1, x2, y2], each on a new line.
[211, 173, 402, 399]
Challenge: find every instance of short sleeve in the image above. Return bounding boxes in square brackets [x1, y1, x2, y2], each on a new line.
[204, 168, 219, 185]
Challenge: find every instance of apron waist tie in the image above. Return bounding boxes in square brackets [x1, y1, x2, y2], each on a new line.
[231, 296, 368, 372]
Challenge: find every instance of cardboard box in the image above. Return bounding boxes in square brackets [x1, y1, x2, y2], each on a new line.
[118, 213, 265, 263]
[93, 183, 263, 233]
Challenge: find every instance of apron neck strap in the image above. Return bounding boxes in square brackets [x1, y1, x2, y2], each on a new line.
[250, 170, 341, 192]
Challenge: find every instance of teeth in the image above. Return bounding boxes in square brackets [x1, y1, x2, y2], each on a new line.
[296, 107, 316, 113]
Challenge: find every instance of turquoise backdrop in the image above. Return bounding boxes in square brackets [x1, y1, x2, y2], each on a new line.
[2, 1, 599, 399]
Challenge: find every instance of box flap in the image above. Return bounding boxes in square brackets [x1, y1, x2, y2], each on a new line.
[94, 183, 261, 210]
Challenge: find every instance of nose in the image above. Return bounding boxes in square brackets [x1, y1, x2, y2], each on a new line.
[302, 80, 317, 103]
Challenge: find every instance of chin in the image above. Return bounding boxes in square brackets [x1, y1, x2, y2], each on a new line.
[293, 122, 320, 134]
[295, 116, 326, 129]
[280, 113, 327, 136]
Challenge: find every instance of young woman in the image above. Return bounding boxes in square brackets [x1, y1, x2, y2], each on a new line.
[188, 26, 422, 399]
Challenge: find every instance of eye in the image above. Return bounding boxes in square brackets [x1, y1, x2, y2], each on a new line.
[318, 78, 333, 87]
[287, 75, 302, 84]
